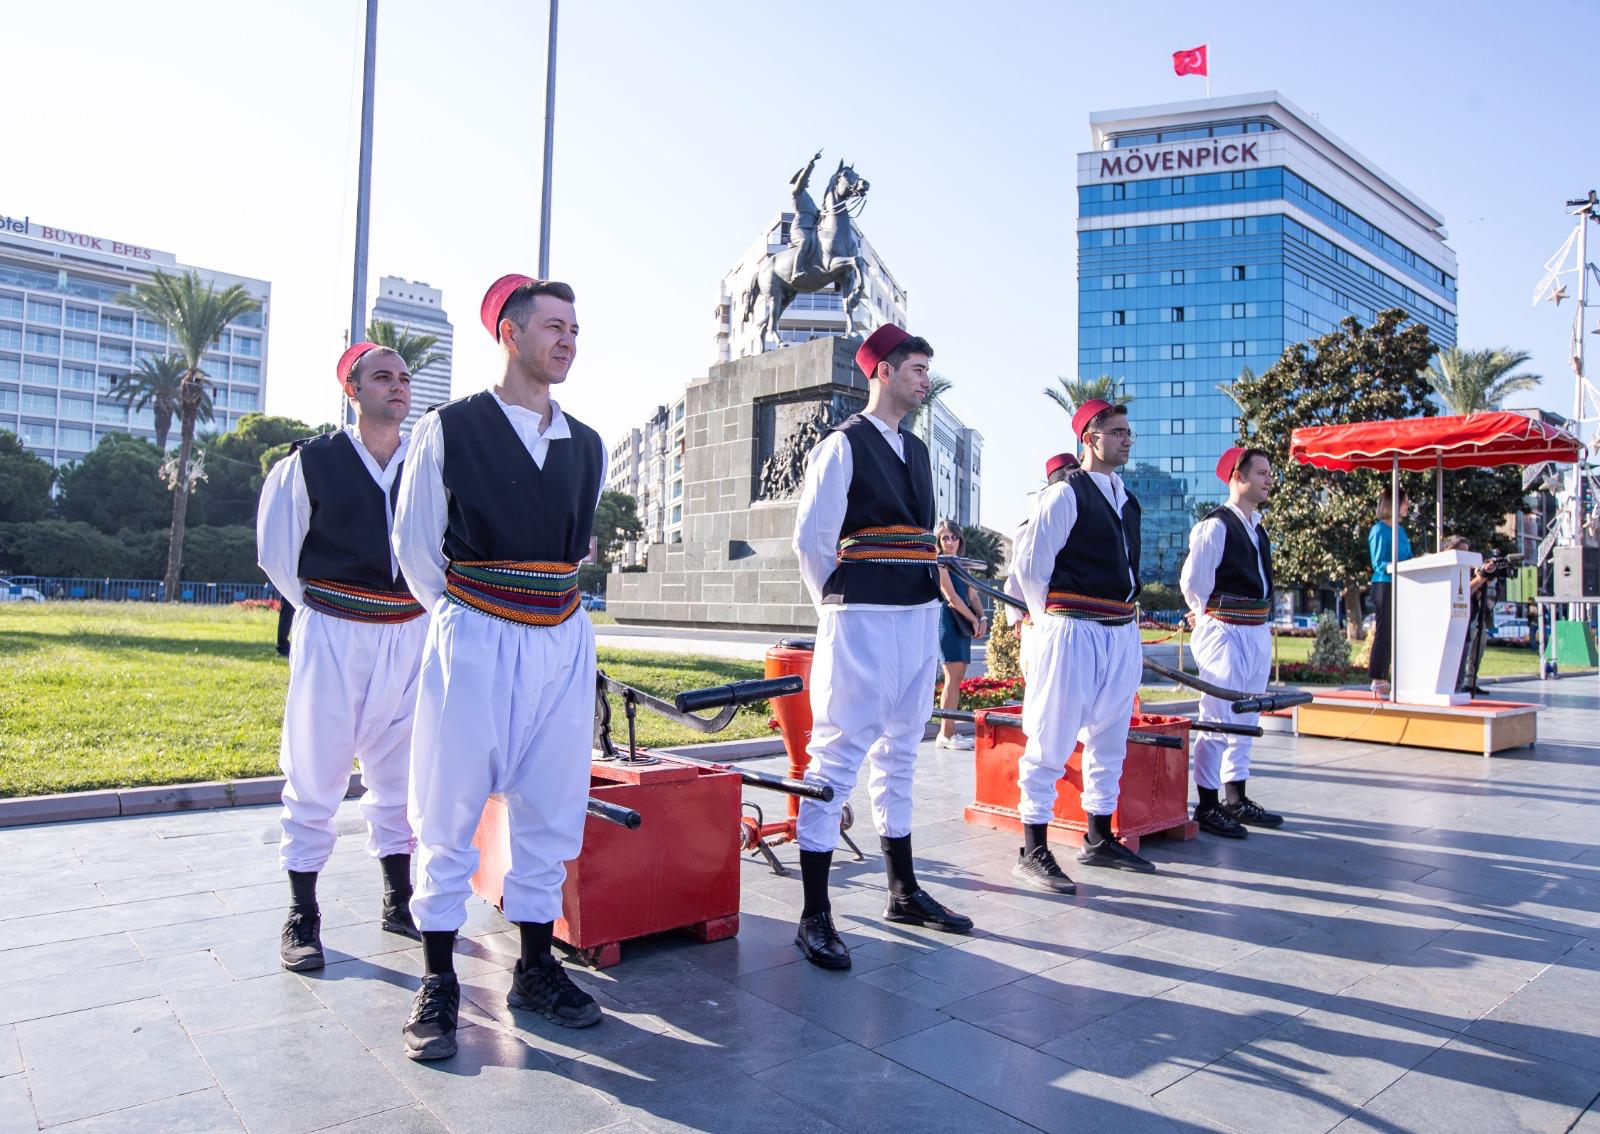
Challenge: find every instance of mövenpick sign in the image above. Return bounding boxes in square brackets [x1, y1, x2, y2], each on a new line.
[1097, 141, 1259, 179]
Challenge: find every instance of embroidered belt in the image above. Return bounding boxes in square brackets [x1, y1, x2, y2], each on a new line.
[836, 525, 937, 566]
[301, 579, 425, 624]
[445, 560, 581, 627]
[1204, 594, 1272, 625]
[1043, 591, 1136, 626]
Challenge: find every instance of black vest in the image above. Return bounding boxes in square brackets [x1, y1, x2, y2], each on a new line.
[437, 391, 603, 563]
[294, 430, 407, 590]
[1048, 471, 1142, 602]
[821, 414, 940, 607]
[1204, 505, 1273, 601]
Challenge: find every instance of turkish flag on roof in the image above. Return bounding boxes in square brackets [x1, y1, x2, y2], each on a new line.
[1173, 45, 1208, 76]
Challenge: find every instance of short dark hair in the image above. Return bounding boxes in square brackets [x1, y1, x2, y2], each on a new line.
[882, 335, 933, 374]
[1234, 447, 1271, 477]
[1084, 403, 1127, 438]
[501, 280, 576, 333]
[351, 346, 405, 385]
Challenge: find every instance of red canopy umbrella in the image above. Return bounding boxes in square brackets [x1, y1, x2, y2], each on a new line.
[1289, 411, 1582, 702]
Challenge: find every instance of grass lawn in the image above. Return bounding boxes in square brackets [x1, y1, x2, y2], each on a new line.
[1152, 628, 1540, 680]
[0, 603, 773, 798]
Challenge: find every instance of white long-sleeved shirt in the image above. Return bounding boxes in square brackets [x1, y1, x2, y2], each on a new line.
[792, 412, 938, 614]
[392, 392, 608, 612]
[255, 426, 410, 607]
[1180, 502, 1268, 616]
[1001, 520, 1028, 615]
[1011, 471, 1136, 622]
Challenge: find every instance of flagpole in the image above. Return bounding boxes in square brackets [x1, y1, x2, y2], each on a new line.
[1206, 44, 1211, 98]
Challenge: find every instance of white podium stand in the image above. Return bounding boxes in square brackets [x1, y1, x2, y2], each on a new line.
[1394, 549, 1480, 706]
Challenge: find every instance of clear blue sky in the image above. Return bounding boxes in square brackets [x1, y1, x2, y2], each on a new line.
[4, 0, 1588, 534]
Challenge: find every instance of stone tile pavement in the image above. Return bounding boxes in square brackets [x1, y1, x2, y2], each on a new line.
[2, 676, 1599, 1132]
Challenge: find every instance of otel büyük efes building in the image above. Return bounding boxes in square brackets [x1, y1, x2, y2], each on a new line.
[1077, 92, 1457, 582]
[0, 211, 270, 465]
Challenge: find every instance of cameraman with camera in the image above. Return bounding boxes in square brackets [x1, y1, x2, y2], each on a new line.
[1443, 536, 1515, 697]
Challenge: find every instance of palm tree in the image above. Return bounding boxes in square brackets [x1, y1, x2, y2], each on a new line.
[1424, 347, 1542, 415]
[366, 318, 446, 375]
[909, 373, 954, 443]
[960, 524, 1004, 578]
[1045, 374, 1133, 417]
[106, 354, 213, 452]
[123, 270, 260, 600]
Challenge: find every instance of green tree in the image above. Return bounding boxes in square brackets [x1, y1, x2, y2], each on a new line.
[194, 413, 313, 527]
[909, 373, 955, 443]
[55, 433, 175, 535]
[986, 602, 1022, 681]
[105, 354, 211, 452]
[180, 525, 263, 582]
[592, 491, 644, 568]
[960, 524, 1004, 578]
[123, 270, 260, 600]
[1230, 310, 1439, 638]
[0, 431, 54, 523]
[1423, 347, 1542, 415]
[1044, 374, 1133, 417]
[0, 520, 135, 577]
[367, 318, 447, 375]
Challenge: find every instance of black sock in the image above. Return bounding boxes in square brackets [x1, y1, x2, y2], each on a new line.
[422, 930, 456, 976]
[880, 835, 918, 898]
[799, 850, 833, 918]
[1023, 823, 1050, 856]
[1225, 780, 1248, 806]
[287, 870, 318, 912]
[1197, 786, 1220, 809]
[1085, 813, 1114, 846]
[379, 854, 411, 901]
[517, 921, 554, 969]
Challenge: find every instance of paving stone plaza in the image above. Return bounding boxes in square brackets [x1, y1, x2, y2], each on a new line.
[2, 677, 1599, 1133]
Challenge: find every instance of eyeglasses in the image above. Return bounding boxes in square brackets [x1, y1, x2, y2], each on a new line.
[1093, 428, 1135, 440]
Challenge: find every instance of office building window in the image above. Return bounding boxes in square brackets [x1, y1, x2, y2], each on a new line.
[1170, 457, 1184, 472]
[1171, 224, 1185, 241]
[64, 306, 97, 330]
[96, 402, 127, 424]
[1111, 183, 1126, 200]
[1232, 341, 1246, 356]
[1111, 310, 1125, 325]
[0, 327, 20, 350]
[1171, 419, 1186, 434]
[1231, 218, 1246, 235]
[1112, 274, 1126, 289]
[1171, 307, 1186, 322]
[21, 391, 56, 415]
[61, 366, 94, 390]
[1232, 265, 1246, 281]
[233, 334, 261, 357]
[1112, 228, 1127, 245]
[136, 317, 167, 341]
[1171, 178, 1185, 194]
[64, 335, 96, 361]
[25, 299, 61, 325]
[203, 357, 228, 381]
[24, 331, 59, 354]
[1232, 303, 1245, 318]
[1172, 344, 1185, 359]
[23, 360, 57, 385]
[19, 422, 53, 446]
[232, 362, 259, 384]
[0, 294, 22, 319]
[1111, 347, 1125, 362]
[0, 388, 15, 411]
[99, 341, 132, 365]
[1170, 270, 1184, 285]
[58, 426, 92, 451]
[0, 359, 18, 381]
[100, 312, 133, 336]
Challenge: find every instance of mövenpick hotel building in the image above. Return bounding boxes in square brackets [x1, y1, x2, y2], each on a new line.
[1077, 92, 1457, 581]
[0, 211, 271, 466]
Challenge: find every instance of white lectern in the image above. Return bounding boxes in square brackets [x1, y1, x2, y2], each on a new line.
[1394, 549, 1481, 705]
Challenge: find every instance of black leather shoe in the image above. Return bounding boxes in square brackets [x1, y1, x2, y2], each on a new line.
[507, 955, 602, 1028]
[1194, 801, 1248, 839]
[381, 897, 422, 940]
[279, 907, 324, 971]
[404, 974, 460, 1061]
[794, 912, 852, 969]
[1222, 796, 1284, 828]
[885, 888, 974, 933]
[1012, 846, 1077, 894]
[1076, 835, 1156, 873]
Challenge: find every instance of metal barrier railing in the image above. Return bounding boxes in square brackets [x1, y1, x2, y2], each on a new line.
[0, 576, 273, 604]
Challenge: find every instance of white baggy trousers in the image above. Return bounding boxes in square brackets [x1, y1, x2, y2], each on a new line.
[796, 605, 940, 852]
[1018, 615, 1143, 821]
[1190, 616, 1271, 790]
[408, 601, 596, 931]
[278, 607, 428, 872]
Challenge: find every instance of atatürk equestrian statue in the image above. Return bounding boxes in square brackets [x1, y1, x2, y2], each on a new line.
[741, 151, 876, 350]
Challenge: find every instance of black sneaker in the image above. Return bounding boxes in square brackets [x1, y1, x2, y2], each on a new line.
[794, 912, 852, 970]
[507, 956, 602, 1028]
[1076, 835, 1156, 873]
[1222, 796, 1284, 829]
[884, 888, 974, 933]
[279, 907, 324, 971]
[404, 974, 460, 1061]
[1194, 801, 1248, 839]
[1011, 846, 1078, 894]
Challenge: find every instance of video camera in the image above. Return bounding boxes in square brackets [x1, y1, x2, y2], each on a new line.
[1479, 553, 1523, 580]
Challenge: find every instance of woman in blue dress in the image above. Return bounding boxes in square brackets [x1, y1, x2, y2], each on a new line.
[935, 519, 988, 749]
[1367, 490, 1412, 697]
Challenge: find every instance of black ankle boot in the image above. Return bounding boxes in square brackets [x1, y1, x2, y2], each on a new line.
[380, 854, 421, 940]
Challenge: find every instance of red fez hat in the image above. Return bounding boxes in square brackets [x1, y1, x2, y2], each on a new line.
[480, 273, 536, 341]
[1216, 446, 1247, 483]
[1044, 452, 1079, 478]
[336, 342, 381, 387]
[1071, 398, 1114, 440]
[855, 324, 912, 379]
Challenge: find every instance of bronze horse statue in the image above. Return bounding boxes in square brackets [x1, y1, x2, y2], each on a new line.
[741, 153, 875, 350]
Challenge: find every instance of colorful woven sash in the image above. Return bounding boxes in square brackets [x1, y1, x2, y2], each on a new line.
[1204, 594, 1271, 626]
[302, 579, 425, 624]
[1043, 590, 1136, 625]
[836, 525, 937, 566]
[445, 560, 581, 627]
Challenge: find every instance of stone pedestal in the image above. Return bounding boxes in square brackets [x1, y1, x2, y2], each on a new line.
[609, 336, 866, 631]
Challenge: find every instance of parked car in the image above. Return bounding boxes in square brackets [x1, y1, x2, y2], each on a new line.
[0, 578, 45, 603]
[1489, 619, 1531, 643]
[580, 592, 607, 612]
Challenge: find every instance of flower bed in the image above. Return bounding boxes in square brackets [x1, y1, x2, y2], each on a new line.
[935, 675, 1026, 710]
[234, 597, 281, 612]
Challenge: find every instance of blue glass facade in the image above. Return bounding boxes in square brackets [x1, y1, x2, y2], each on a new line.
[1077, 162, 1456, 583]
